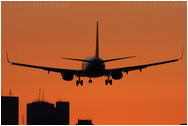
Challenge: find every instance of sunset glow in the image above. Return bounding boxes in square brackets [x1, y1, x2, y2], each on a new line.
[1, 1, 187, 125]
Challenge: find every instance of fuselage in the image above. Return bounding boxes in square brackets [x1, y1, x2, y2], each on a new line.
[82, 57, 105, 77]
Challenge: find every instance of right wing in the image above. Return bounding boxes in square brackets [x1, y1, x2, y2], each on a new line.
[6, 52, 84, 76]
[105, 49, 183, 75]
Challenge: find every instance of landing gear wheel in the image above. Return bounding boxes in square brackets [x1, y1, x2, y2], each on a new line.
[105, 80, 108, 85]
[76, 80, 79, 86]
[109, 79, 112, 85]
[80, 80, 83, 86]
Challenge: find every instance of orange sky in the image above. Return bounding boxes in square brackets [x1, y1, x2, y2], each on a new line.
[1, 1, 187, 125]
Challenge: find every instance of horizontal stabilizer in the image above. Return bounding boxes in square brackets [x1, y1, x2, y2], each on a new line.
[103, 56, 136, 62]
[62, 57, 94, 63]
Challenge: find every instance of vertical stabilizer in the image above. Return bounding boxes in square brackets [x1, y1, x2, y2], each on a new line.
[95, 21, 99, 58]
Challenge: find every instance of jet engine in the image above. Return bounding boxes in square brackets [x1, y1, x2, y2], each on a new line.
[111, 72, 123, 80]
[61, 73, 74, 81]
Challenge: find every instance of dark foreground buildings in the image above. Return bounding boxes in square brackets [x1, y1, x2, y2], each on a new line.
[1, 96, 19, 125]
[76, 119, 94, 125]
[27, 101, 69, 125]
[56, 101, 69, 125]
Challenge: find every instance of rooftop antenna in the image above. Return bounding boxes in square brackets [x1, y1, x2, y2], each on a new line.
[42, 90, 44, 101]
[9, 89, 12, 96]
[39, 89, 41, 101]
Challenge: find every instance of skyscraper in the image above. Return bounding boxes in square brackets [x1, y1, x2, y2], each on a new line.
[27, 101, 55, 125]
[1, 96, 19, 125]
[56, 101, 69, 125]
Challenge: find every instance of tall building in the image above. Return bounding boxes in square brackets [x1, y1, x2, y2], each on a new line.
[76, 119, 94, 125]
[56, 101, 69, 125]
[27, 101, 55, 125]
[27, 101, 70, 125]
[1, 96, 19, 125]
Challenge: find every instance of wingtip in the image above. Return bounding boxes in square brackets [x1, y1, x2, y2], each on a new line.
[179, 47, 184, 60]
[6, 50, 11, 63]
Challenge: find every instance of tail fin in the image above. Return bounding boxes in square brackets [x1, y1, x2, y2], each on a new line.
[95, 21, 99, 58]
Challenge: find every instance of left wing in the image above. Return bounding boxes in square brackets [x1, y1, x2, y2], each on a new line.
[6, 52, 84, 76]
[105, 50, 183, 75]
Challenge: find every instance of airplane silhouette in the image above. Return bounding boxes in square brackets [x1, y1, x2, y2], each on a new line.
[7, 22, 183, 86]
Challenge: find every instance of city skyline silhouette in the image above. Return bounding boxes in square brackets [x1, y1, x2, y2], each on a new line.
[1, 94, 96, 125]
[1, 92, 187, 125]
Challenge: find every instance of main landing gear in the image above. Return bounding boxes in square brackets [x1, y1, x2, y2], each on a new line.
[76, 76, 93, 86]
[76, 75, 83, 86]
[105, 75, 112, 85]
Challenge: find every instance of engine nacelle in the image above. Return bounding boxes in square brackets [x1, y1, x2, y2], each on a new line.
[61, 73, 74, 81]
[112, 72, 123, 80]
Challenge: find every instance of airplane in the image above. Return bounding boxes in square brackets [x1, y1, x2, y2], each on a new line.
[6, 22, 183, 86]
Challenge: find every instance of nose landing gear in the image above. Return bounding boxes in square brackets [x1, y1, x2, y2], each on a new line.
[89, 77, 92, 83]
[89, 78, 92, 83]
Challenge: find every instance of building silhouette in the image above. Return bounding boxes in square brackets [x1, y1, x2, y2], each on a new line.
[27, 101, 55, 125]
[27, 101, 69, 125]
[56, 101, 69, 125]
[1, 96, 19, 125]
[76, 119, 94, 125]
